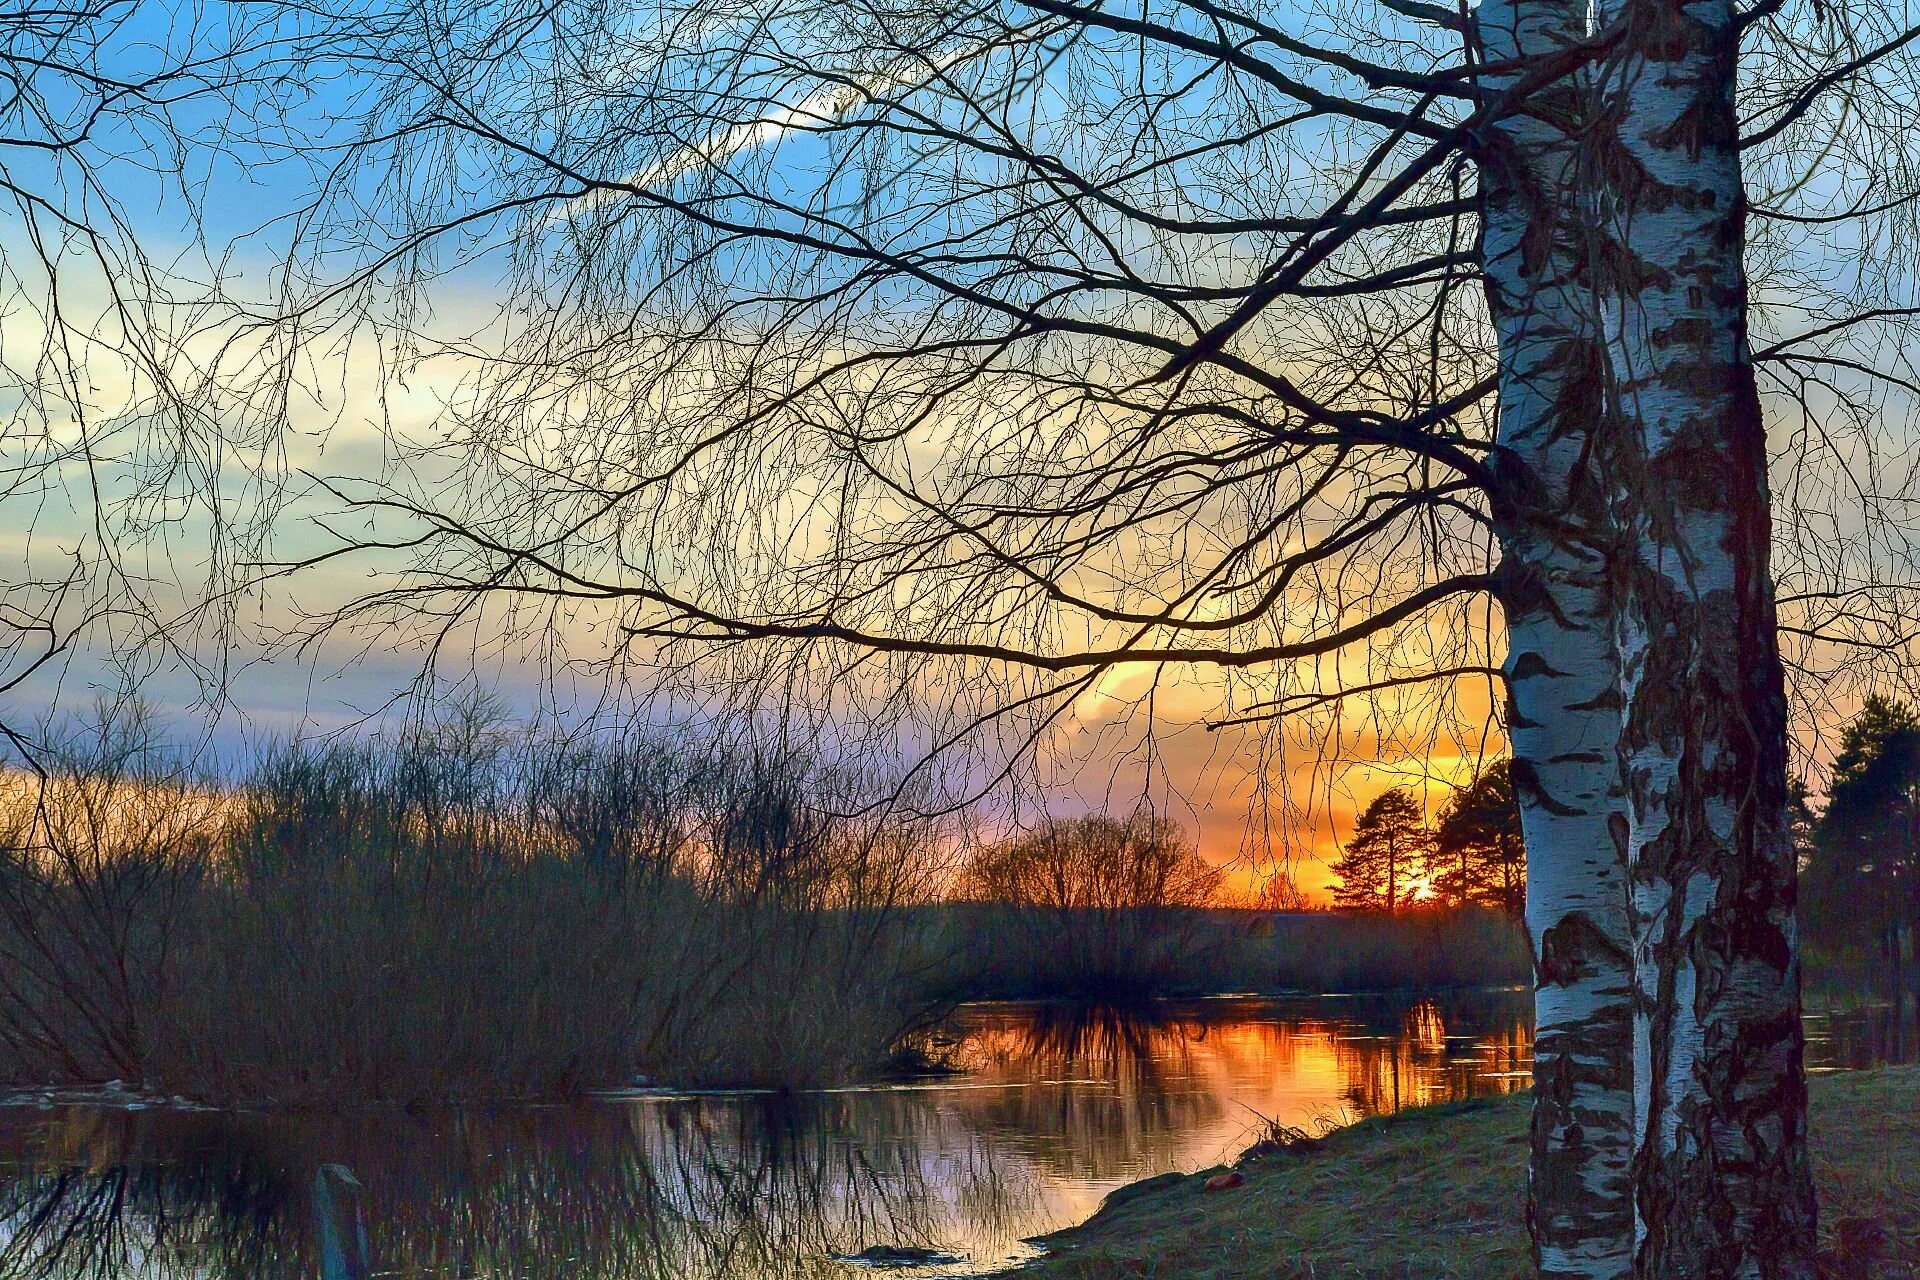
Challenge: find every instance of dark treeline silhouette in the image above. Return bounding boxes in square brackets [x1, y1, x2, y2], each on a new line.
[0, 706, 1536, 1104]
[1329, 767, 1526, 918]
[953, 812, 1221, 996]
[1330, 791, 1433, 914]
[943, 903, 1528, 1000]
[943, 810, 1525, 998]
[1801, 697, 1920, 1001]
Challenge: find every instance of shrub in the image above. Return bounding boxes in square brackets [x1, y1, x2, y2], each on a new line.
[0, 707, 949, 1104]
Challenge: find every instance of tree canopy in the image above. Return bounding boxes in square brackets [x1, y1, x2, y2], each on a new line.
[1329, 788, 1432, 914]
[959, 811, 1220, 912]
[1809, 696, 1920, 970]
[1430, 763, 1524, 917]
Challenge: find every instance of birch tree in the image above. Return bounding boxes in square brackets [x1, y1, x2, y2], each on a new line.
[1474, 0, 1638, 1265]
[240, 0, 1920, 1272]
[1587, 0, 1826, 1260]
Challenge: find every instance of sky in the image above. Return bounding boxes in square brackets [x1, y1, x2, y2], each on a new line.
[2, 0, 1913, 903]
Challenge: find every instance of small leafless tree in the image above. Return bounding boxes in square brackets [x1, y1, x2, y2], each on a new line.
[1240, 869, 1310, 912]
[960, 810, 1220, 989]
[0, 702, 216, 1082]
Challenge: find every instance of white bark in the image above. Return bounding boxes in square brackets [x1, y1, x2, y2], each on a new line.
[1475, 2, 1635, 1274]
[1586, 0, 1819, 1270]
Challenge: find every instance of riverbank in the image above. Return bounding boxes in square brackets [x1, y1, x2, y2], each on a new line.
[938, 903, 1528, 999]
[1013, 1065, 1919, 1278]
[3, 716, 1532, 1105]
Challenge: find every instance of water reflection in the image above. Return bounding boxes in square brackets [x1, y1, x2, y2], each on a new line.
[1803, 994, 1917, 1070]
[0, 990, 1903, 1279]
[1330, 993, 1535, 1116]
[0, 1100, 1008, 1279]
[945, 991, 1535, 1192]
[950, 1002, 1231, 1183]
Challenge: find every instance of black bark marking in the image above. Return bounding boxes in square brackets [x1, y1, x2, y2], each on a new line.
[1539, 911, 1635, 985]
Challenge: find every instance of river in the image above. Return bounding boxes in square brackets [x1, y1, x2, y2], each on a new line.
[0, 990, 1909, 1278]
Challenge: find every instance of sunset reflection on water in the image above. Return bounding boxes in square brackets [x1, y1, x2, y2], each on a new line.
[1, 989, 1898, 1279]
[939, 991, 1533, 1194]
[0, 991, 1536, 1278]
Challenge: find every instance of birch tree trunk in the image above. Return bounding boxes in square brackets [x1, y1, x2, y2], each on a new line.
[1475, 4, 1636, 1274]
[1586, 0, 1819, 1270]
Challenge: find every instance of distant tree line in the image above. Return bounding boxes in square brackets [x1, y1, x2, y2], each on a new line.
[1330, 766, 1525, 918]
[1800, 696, 1920, 995]
[957, 811, 1320, 917]
[953, 810, 1341, 993]
[949, 809, 1518, 995]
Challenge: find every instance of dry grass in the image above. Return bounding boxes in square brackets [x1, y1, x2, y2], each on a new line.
[1015, 1066, 1920, 1279]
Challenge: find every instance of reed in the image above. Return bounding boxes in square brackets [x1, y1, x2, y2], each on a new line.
[0, 710, 948, 1104]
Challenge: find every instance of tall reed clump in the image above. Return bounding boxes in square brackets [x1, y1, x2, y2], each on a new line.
[0, 703, 951, 1105]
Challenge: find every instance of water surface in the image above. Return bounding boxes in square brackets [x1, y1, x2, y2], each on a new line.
[0, 990, 1907, 1278]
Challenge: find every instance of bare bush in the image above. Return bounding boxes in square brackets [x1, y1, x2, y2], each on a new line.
[957, 812, 1220, 994]
[0, 707, 952, 1103]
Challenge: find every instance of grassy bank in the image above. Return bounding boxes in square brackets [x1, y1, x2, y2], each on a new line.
[1015, 1066, 1920, 1279]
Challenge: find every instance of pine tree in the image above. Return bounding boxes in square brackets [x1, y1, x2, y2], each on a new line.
[1330, 789, 1432, 914]
[1811, 697, 1920, 991]
[1430, 763, 1526, 918]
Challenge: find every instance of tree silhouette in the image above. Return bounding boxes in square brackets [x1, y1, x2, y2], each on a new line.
[960, 810, 1221, 989]
[1244, 870, 1310, 913]
[1430, 762, 1524, 917]
[1810, 697, 1920, 991]
[1330, 790, 1432, 915]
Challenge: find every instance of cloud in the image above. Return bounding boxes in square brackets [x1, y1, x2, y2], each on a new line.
[561, 40, 998, 220]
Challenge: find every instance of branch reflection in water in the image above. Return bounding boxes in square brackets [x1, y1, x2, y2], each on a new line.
[11, 987, 1821, 1279]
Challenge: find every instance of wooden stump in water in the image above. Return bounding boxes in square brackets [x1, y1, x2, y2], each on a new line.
[313, 1163, 371, 1280]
